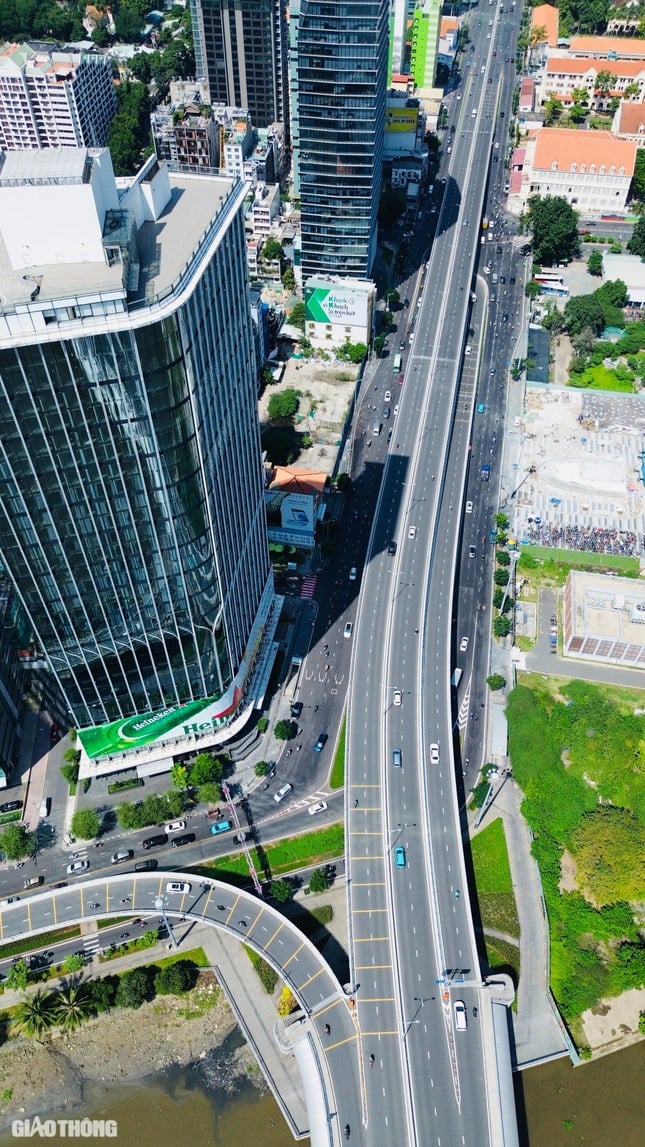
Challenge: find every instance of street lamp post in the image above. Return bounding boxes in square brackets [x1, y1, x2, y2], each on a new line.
[403, 994, 434, 1039]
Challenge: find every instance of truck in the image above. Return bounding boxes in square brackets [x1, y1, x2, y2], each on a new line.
[481, 464, 491, 481]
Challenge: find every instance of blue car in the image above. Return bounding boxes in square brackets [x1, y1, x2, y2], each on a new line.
[477, 403, 486, 413]
[211, 819, 232, 835]
[394, 846, 407, 869]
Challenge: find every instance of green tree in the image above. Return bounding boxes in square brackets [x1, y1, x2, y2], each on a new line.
[289, 301, 305, 330]
[562, 294, 606, 336]
[115, 966, 155, 1009]
[282, 267, 296, 291]
[197, 782, 222, 805]
[495, 513, 509, 530]
[587, 250, 603, 277]
[108, 81, 151, 176]
[61, 762, 79, 786]
[496, 549, 511, 566]
[154, 960, 197, 995]
[543, 95, 563, 126]
[140, 794, 171, 826]
[190, 752, 223, 786]
[63, 747, 81, 767]
[61, 953, 85, 975]
[53, 981, 93, 1032]
[493, 616, 512, 637]
[494, 568, 509, 586]
[254, 760, 270, 776]
[595, 70, 615, 97]
[525, 280, 541, 300]
[165, 789, 187, 817]
[129, 52, 152, 84]
[116, 801, 142, 831]
[628, 215, 645, 257]
[373, 334, 387, 356]
[308, 867, 330, 894]
[5, 960, 30, 992]
[487, 674, 507, 691]
[91, 25, 112, 47]
[270, 878, 292, 903]
[570, 806, 645, 906]
[384, 289, 400, 308]
[261, 236, 283, 262]
[274, 718, 295, 741]
[0, 823, 35, 861]
[528, 195, 580, 265]
[171, 763, 190, 790]
[70, 808, 100, 840]
[15, 990, 53, 1038]
[268, 389, 300, 421]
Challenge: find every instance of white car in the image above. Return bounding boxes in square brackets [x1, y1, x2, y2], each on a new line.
[166, 881, 191, 895]
[344, 621, 353, 638]
[430, 205, 437, 214]
[460, 637, 469, 652]
[465, 501, 473, 514]
[430, 743, 440, 765]
[274, 783, 293, 803]
[456, 93, 461, 100]
[494, 141, 499, 149]
[66, 859, 89, 875]
[408, 525, 417, 539]
[393, 690, 403, 707]
[465, 346, 472, 356]
[164, 820, 186, 834]
[349, 566, 357, 581]
[393, 405, 399, 417]
[484, 265, 491, 275]
[384, 390, 392, 402]
[454, 1000, 467, 1031]
[308, 801, 328, 816]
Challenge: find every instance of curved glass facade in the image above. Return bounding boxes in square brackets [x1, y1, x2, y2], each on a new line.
[0, 184, 270, 731]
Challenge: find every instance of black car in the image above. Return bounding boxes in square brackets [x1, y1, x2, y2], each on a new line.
[0, 800, 22, 813]
[387, 540, 397, 556]
[171, 833, 196, 848]
[290, 701, 303, 719]
[403, 298, 410, 308]
[134, 859, 158, 871]
[509, 276, 516, 285]
[142, 833, 168, 850]
[502, 313, 509, 323]
[382, 406, 390, 419]
[314, 733, 328, 752]
[500, 276, 506, 284]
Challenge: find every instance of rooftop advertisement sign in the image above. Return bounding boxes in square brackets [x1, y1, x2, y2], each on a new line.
[305, 284, 368, 326]
[78, 685, 242, 760]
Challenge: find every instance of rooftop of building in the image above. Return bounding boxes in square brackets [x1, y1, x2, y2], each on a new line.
[440, 16, 460, 35]
[0, 39, 99, 76]
[602, 251, 645, 286]
[531, 4, 559, 47]
[546, 54, 645, 75]
[533, 127, 637, 174]
[0, 151, 234, 317]
[569, 33, 645, 57]
[268, 465, 327, 497]
[614, 99, 645, 133]
[566, 568, 645, 647]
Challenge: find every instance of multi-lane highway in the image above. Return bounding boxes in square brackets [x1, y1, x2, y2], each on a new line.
[346, 4, 521, 1145]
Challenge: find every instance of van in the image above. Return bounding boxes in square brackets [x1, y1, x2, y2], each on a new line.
[24, 875, 44, 890]
[372, 422, 381, 437]
[142, 833, 168, 850]
[492, 273, 498, 284]
[111, 849, 134, 865]
[392, 748, 402, 768]
[210, 819, 232, 834]
[39, 797, 50, 818]
[454, 1000, 468, 1031]
[134, 858, 158, 872]
[274, 783, 293, 803]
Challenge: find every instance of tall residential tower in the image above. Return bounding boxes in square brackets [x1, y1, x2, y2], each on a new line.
[189, 0, 289, 129]
[289, 0, 389, 281]
[0, 149, 276, 775]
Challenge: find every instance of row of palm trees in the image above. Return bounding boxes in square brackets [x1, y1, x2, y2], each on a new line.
[16, 980, 93, 1038]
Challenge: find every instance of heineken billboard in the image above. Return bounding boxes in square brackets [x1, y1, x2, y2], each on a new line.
[78, 685, 242, 760]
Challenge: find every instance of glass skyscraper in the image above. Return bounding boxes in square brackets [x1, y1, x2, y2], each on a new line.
[289, 0, 389, 282]
[0, 148, 273, 762]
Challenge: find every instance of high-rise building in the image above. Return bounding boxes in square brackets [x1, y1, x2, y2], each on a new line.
[289, 0, 389, 282]
[0, 42, 117, 151]
[389, 0, 418, 78]
[0, 148, 276, 775]
[410, 0, 443, 89]
[189, 0, 289, 130]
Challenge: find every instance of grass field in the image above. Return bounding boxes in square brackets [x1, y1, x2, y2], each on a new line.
[471, 818, 520, 941]
[329, 712, 346, 789]
[518, 548, 639, 581]
[196, 823, 345, 883]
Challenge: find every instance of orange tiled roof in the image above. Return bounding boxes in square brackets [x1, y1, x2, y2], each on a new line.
[616, 100, 645, 134]
[440, 16, 459, 36]
[569, 34, 645, 58]
[533, 127, 637, 175]
[269, 466, 327, 496]
[546, 56, 645, 77]
[531, 4, 559, 47]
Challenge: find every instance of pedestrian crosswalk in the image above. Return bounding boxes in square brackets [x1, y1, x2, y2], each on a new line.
[300, 575, 318, 599]
[82, 933, 100, 957]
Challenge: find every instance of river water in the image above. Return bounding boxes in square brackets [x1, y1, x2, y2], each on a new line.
[1, 1039, 642, 1146]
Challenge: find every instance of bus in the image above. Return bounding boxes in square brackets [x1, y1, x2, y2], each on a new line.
[451, 667, 463, 689]
[538, 283, 569, 297]
[534, 271, 564, 287]
[393, 353, 402, 374]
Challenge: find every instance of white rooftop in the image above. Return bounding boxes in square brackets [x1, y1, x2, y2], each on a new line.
[602, 252, 645, 301]
[0, 147, 89, 183]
